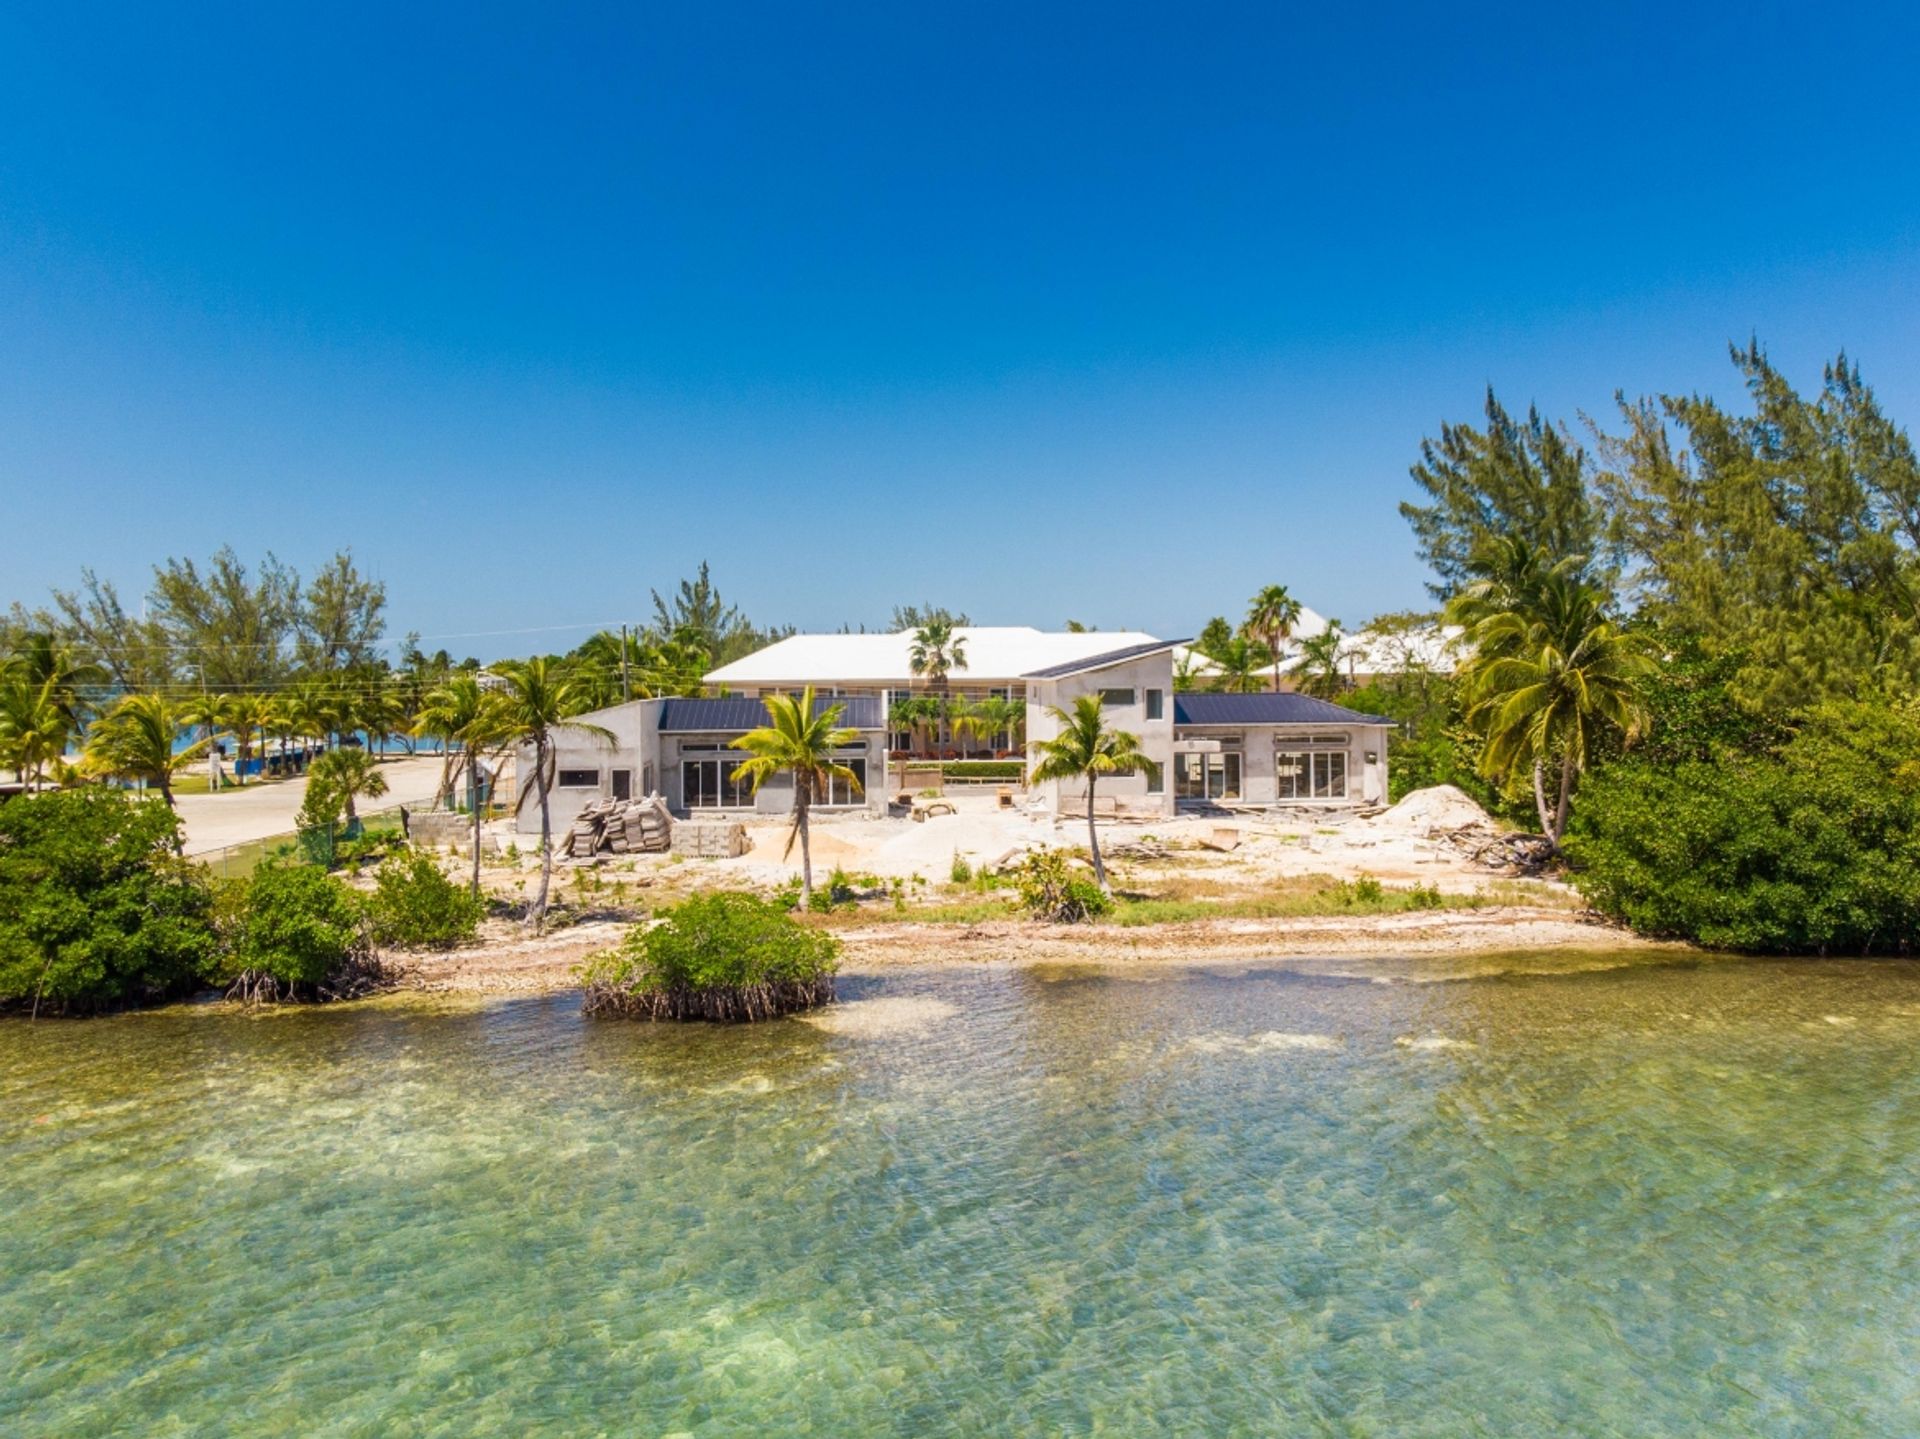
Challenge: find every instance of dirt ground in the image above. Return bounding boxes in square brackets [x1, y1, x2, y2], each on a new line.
[387, 786, 1683, 996]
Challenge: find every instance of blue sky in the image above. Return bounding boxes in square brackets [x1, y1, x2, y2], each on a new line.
[3, 3, 1917, 656]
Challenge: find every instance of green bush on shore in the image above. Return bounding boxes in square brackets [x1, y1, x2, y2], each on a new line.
[0, 788, 215, 1015]
[368, 849, 484, 949]
[1569, 700, 1920, 953]
[213, 863, 380, 1002]
[580, 891, 838, 1021]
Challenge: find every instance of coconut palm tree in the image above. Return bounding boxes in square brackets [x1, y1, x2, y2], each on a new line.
[1448, 556, 1655, 848]
[490, 657, 613, 927]
[1291, 623, 1348, 699]
[908, 620, 967, 694]
[179, 688, 229, 791]
[1245, 584, 1304, 693]
[1206, 635, 1273, 695]
[414, 673, 493, 808]
[5, 633, 106, 732]
[306, 746, 388, 827]
[729, 687, 862, 905]
[0, 677, 69, 790]
[83, 693, 207, 813]
[1028, 693, 1160, 896]
[220, 692, 275, 785]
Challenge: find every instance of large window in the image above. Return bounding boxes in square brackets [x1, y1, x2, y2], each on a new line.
[1098, 687, 1136, 708]
[682, 756, 754, 809]
[557, 769, 600, 789]
[1276, 750, 1347, 800]
[681, 752, 867, 808]
[1175, 750, 1241, 801]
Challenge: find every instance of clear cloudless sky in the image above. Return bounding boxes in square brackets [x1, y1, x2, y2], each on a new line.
[2, 3, 1917, 657]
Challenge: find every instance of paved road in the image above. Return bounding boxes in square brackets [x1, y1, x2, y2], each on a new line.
[177, 755, 449, 854]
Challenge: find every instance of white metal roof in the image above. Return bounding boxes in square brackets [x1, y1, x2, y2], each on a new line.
[704, 626, 1162, 687]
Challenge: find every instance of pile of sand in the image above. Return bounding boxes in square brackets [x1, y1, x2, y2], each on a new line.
[1370, 785, 1497, 836]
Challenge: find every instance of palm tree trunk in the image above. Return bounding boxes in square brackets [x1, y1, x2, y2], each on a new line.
[1549, 751, 1576, 848]
[797, 787, 813, 903]
[471, 757, 484, 898]
[530, 735, 553, 928]
[1086, 777, 1108, 894]
[1532, 761, 1553, 838]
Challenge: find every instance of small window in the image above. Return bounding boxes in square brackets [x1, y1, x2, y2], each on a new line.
[1145, 764, 1164, 794]
[1145, 688, 1164, 721]
[557, 769, 600, 789]
[1098, 687, 1136, 707]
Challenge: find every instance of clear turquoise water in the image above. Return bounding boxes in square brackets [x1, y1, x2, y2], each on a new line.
[5, 952, 1920, 1436]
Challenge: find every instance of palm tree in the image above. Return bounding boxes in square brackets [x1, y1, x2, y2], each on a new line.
[1206, 635, 1272, 694]
[1448, 555, 1655, 847]
[908, 620, 967, 695]
[0, 677, 69, 790]
[307, 746, 389, 827]
[1291, 624, 1348, 699]
[83, 694, 207, 813]
[1028, 693, 1160, 896]
[5, 633, 106, 732]
[283, 676, 346, 753]
[729, 687, 861, 904]
[414, 674, 493, 808]
[220, 693, 273, 786]
[1245, 584, 1303, 693]
[490, 657, 613, 927]
[180, 688, 228, 791]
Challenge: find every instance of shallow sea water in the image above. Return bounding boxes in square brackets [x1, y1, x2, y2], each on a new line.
[5, 951, 1920, 1436]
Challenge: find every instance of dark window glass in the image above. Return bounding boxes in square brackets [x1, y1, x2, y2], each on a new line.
[557, 769, 599, 788]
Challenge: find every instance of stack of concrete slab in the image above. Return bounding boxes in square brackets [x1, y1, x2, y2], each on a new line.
[670, 820, 750, 859]
[562, 793, 674, 858]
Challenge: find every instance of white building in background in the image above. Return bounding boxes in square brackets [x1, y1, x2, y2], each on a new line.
[517, 626, 1392, 834]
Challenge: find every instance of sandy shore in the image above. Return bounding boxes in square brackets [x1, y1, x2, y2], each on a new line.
[385, 905, 1688, 997]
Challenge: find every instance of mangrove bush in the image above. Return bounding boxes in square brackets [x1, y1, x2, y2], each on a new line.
[580, 891, 838, 1021]
[368, 849, 484, 948]
[0, 788, 215, 1015]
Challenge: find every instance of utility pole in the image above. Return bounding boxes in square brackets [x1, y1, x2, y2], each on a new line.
[470, 752, 485, 898]
[619, 624, 632, 703]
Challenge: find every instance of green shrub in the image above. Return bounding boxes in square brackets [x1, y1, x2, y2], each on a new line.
[1568, 699, 1920, 952]
[1010, 850, 1110, 923]
[368, 849, 484, 948]
[949, 850, 973, 884]
[580, 891, 838, 1021]
[216, 864, 378, 1001]
[0, 789, 215, 1015]
[1404, 882, 1445, 910]
[1350, 873, 1385, 904]
[940, 760, 1024, 780]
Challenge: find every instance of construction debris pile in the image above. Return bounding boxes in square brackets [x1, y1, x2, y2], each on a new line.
[1370, 785, 1555, 875]
[561, 794, 674, 858]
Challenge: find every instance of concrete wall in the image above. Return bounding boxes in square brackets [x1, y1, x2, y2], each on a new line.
[514, 699, 663, 835]
[1025, 654, 1177, 819]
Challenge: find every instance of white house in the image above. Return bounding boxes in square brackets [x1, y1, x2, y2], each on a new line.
[516, 625, 1390, 833]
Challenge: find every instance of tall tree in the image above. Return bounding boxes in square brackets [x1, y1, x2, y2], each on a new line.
[1028, 694, 1159, 895]
[295, 551, 388, 672]
[648, 562, 782, 665]
[1244, 584, 1303, 693]
[890, 604, 971, 630]
[148, 547, 298, 690]
[45, 570, 172, 690]
[1595, 343, 1920, 709]
[729, 688, 862, 905]
[491, 658, 612, 928]
[1402, 390, 1610, 600]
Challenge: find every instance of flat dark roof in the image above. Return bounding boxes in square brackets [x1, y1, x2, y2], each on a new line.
[1172, 692, 1391, 726]
[658, 694, 885, 733]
